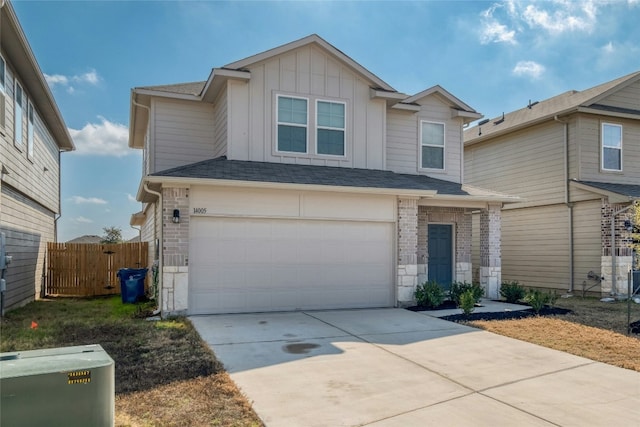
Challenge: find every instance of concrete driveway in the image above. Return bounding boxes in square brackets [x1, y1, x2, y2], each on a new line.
[191, 308, 640, 426]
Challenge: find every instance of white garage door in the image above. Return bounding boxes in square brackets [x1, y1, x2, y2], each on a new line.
[189, 217, 394, 314]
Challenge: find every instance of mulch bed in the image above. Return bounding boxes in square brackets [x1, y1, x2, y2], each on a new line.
[406, 301, 572, 323]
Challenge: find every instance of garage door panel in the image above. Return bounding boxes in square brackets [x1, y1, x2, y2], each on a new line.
[189, 217, 394, 314]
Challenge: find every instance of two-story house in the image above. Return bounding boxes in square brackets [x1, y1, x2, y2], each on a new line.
[0, 0, 74, 313]
[464, 71, 640, 297]
[129, 35, 516, 316]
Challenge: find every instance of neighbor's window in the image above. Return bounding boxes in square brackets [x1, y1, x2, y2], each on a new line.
[602, 123, 622, 171]
[316, 100, 345, 156]
[277, 96, 308, 153]
[420, 121, 445, 170]
[14, 81, 24, 147]
[27, 102, 34, 159]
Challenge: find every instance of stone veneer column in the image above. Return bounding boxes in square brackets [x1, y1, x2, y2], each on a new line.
[600, 200, 634, 296]
[456, 212, 473, 283]
[397, 197, 419, 306]
[480, 203, 502, 299]
[162, 187, 190, 316]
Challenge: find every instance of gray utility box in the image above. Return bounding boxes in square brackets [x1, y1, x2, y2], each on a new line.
[0, 344, 114, 427]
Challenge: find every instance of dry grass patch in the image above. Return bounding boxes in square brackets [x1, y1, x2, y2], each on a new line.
[116, 373, 260, 427]
[470, 317, 640, 372]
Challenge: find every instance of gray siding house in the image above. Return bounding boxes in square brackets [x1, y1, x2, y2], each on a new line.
[465, 71, 640, 296]
[129, 35, 517, 316]
[0, 1, 74, 312]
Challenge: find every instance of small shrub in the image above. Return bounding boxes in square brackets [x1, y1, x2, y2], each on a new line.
[500, 281, 526, 303]
[450, 282, 484, 306]
[523, 289, 556, 314]
[459, 290, 476, 315]
[415, 281, 445, 308]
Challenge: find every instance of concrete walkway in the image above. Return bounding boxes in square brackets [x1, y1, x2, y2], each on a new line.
[190, 308, 640, 427]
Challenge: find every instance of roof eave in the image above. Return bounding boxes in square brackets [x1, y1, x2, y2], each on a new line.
[576, 106, 640, 121]
[2, 1, 74, 151]
[201, 68, 251, 103]
[570, 180, 639, 203]
[143, 175, 439, 198]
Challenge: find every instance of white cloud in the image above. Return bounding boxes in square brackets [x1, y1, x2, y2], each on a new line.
[479, 3, 517, 44]
[71, 196, 108, 205]
[602, 42, 614, 54]
[513, 61, 546, 79]
[127, 193, 137, 202]
[75, 216, 93, 223]
[44, 69, 101, 93]
[522, 2, 597, 34]
[68, 117, 130, 157]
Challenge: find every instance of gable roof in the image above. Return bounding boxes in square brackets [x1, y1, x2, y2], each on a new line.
[66, 235, 102, 244]
[140, 156, 518, 205]
[1, 1, 74, 151]
[223, 34, 395, 92]
[465, 70, 640, 146]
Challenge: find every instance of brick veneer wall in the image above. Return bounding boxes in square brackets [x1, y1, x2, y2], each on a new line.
[161, 187, 190, 316]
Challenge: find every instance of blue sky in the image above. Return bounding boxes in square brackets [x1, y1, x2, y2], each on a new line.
[12, 0, 640, 242]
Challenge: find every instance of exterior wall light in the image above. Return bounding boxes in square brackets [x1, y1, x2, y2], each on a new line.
[172, 209, 180, 224]
[624, 219, 633, 232]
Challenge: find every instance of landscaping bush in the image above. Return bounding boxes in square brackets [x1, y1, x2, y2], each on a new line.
[415, 280, 445, 308]
[523, 288, 557, 314]
[500, 281, 526, 303]
[450, 282, 484, 306]
[459, 289, 476, 315]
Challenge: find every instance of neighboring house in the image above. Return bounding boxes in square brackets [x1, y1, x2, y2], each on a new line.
[0, 1, 74, 312]
[67, 235, 102, 244]
[129, 34, 516, 316]
[464, 71, 640, 297]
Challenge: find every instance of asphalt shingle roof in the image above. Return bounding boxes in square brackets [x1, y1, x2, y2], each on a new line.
[575, 181, 640, 199]
[152, 156, 471, 196]
[138, 81, 206, 96]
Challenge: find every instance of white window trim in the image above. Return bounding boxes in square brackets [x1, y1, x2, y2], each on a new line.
[601, 122, 623, 172]
[419, 120, 446, 171]
[14, 80, 24, 149]
[27, 101, 35, 160]
[275, 94, 309, 154]
[315, 98, 346, 158]
[0, 54, 5, 94]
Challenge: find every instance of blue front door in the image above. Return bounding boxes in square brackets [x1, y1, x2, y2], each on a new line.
[428, 224, 453, 289]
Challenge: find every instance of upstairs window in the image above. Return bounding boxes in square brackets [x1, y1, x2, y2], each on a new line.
[316, 100, 345, 156]
[0, 56, 5, 129]
[601, 123, 622, 171]
[420, 121, 445, 170]
[0, 56, 5, 93]
[14, 81, 24, 147]
[27, 102, 34, 159]
[277, 96, 308, 153]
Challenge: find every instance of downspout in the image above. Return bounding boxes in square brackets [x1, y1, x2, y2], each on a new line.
[611, 203, 635, 296]
[555, 115, 574, 292]
[144, 183, 162, 307]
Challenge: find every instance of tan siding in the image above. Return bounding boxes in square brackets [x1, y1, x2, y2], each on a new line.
[0, 62, 60, 213]
[501, 204, 570, 290]
[386, 95, 463, 183]
[232, 44, 384, 169]
[1, 185, 54, 309]
[597, 81, 640, 111]
[465, 121, 566, 207]
[572, 199, 602, 294]
[152, 99, 215, 173]
[213, 87, 227, 158]
[577, 114, 640, 184]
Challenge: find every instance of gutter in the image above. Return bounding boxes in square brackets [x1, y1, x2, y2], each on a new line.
[555, 115, 574, 293]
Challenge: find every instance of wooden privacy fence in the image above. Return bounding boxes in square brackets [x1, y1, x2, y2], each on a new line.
[46, 242, 149, 297]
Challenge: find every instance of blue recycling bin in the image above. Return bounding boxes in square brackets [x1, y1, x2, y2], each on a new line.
[117, 268, 148, 303]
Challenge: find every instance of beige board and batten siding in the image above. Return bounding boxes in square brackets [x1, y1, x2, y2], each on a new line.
[500, 204, 570, 290]
[226, 44, 386, 169]
[575, 114, 640, 184]
[387, 95, 463, 183]
[465, 121, 566, 209]
[150, 98, 215, 173]
[187, 186, 396, 314]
